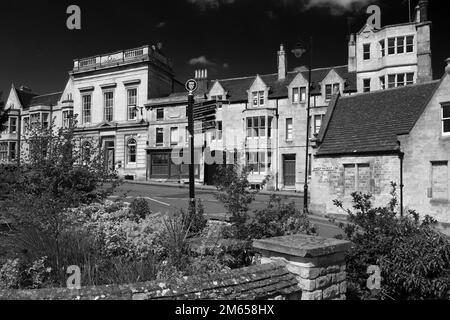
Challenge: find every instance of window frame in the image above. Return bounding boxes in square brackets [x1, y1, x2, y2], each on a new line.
[0, 142, 8, 162]
[441, 103, 450, 136]
[127, 88, 138, 121]
[9, 117, 18, 134]
[156, 108, 164, 121]
[103, 91, 114, 123]
[406, 35, 414, 53]
[127, 138, 137, 164]
[286, 118, 293, 141]
[363, 43, 371, 60]
[82, 94, 92, 124]
[380, 76, 386, 90]
[363, 79, 371, 92]
[156, 127, 164, 145]
[170, 127, 179, 146]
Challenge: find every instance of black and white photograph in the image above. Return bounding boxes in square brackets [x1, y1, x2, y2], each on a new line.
[1, 0, 450, 312]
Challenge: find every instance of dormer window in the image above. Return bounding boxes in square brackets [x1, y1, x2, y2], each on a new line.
[252, 91, 265, 107]
[325, 83, 340, 100]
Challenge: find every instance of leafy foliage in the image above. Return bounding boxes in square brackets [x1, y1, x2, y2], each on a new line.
[130, 198, 152, 221]
[1, 119, 120, 285]
[246, 195, 317, 240]
[0, 91, 8, 133]
[335, 183, 450, 300]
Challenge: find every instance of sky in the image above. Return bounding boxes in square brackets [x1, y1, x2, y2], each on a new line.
[0, 0, 449, 98]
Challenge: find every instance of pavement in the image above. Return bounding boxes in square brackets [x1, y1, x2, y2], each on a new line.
[111, 181, 346, 239]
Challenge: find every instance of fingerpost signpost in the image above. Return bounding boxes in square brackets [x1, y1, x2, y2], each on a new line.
[186, 79, 198, 206]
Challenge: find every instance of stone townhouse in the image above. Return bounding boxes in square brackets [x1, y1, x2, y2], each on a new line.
[0, 0, 434, 185]
[311, 58, 450, 229]
[145, 46, 358, 190]
[350, 0, 432, 92]
[0, 84, 63, 163]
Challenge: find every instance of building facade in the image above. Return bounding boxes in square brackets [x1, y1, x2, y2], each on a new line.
[0, 0, 436, 193]
[349, 0, 432, 92]
[311, 58, 450, 227]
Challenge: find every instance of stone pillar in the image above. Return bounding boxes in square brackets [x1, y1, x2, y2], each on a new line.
[253, 234, 352, 300]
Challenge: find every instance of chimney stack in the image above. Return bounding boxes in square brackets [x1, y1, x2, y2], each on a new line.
[194, 69, 209, 93]
[348, 34, 357, 73]
[19, 85, 32, 93]
[418, 0, 429, 22]
[446, 58, 450, 76]
[278, 44, 287, 80]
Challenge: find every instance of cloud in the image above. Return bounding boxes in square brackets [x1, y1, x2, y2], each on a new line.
[303, 0, 376, 15]
[187, 0, 235, 10]
[187, 0, 377, 15]
[189, 56, 217, 67]
[156, 21, 166, 28]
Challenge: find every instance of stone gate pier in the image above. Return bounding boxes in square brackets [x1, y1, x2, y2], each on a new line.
[253, 234, 351, 300]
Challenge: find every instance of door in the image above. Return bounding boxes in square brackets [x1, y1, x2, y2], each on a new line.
[103, 139, 115, 172]
[283, 154, 296, 187]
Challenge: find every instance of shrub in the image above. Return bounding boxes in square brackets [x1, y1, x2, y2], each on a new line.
[335, 183, 450, 300]
[183, 200, 207, 236]
[246, 195, 317, 240]
[130, 198, 152, 221]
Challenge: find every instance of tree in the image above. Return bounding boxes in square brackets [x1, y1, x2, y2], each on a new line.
[0, 91, 8, 132]
[3, 119, 120, 282]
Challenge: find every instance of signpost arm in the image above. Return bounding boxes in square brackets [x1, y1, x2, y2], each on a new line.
[188, 92, 196, 205]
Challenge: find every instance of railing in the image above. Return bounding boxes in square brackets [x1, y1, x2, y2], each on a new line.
[73, 46, 152, 71]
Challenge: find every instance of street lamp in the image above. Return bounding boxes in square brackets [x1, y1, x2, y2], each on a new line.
[292, 37, 313, 214]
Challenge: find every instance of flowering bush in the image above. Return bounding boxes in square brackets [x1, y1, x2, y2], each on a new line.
[0, 256, 52, 290]
[73, 201, 165, 261]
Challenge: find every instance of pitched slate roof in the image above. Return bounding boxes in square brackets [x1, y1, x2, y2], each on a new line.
[30, 92, 62, 107]
[15, 88, 38, 108]
[317, 81, 440, 156]
[215, 65, 356, 103]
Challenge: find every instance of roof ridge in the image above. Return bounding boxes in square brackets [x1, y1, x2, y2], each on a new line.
[340, 80, 440, 99]
[33, 91, 63, 98]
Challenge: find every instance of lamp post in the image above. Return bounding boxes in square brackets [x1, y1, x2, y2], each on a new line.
[292, 37, 313, 214]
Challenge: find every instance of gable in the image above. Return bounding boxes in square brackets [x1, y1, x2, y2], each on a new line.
[249, 75, 268, 92]
[5, 86, 22, 110]
[208, 81, 226, 97]
[60, 77, 74, 102]
[288, 72, 308, 88]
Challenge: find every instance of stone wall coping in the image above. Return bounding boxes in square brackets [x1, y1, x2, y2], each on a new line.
[253, 234, 352, 258]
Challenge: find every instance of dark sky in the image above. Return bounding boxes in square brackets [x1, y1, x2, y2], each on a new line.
[1, 0, 449, 97]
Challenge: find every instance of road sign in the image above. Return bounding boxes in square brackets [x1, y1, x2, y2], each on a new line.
[185, 79, 198, 93]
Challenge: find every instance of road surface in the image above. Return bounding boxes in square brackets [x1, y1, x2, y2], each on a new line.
[111, 182, 345, 239]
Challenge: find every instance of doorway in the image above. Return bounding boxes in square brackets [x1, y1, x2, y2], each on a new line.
[283, 154, 296, 187]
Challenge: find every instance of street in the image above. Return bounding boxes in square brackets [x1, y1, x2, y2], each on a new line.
[111, 182, 345, 239]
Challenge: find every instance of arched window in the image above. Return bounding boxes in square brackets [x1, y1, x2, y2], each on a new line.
[127, 138, 137, 164]
[82, 141, 92, 163]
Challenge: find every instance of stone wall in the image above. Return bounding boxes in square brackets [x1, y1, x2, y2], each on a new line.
[0, 234, 351, 301]
[310, 154, 400, 216]
[254, 234, 351, 300]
